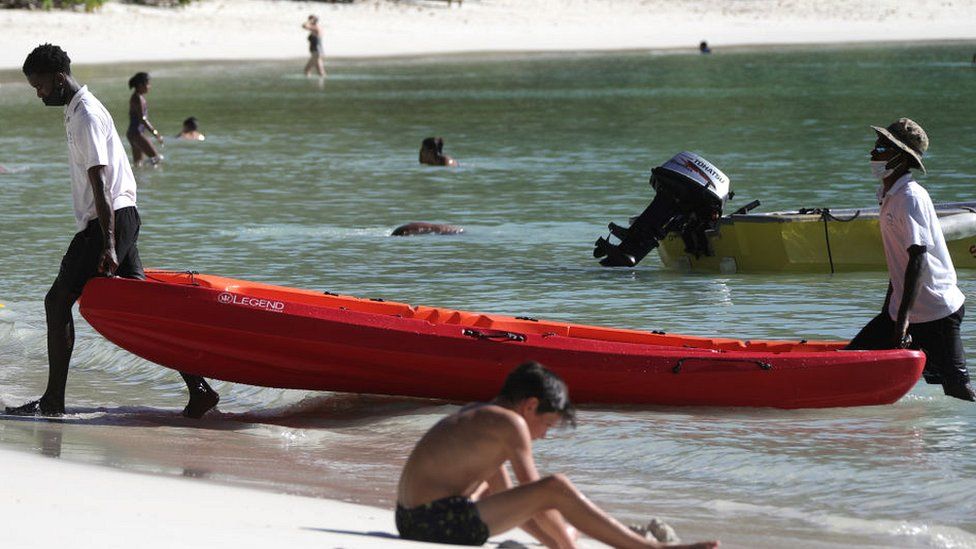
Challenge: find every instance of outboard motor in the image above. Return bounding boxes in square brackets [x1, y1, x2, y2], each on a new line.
[594, 151, 731, 267]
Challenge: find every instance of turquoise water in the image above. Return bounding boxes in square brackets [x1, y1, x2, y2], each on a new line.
[1, 43, 975, 547]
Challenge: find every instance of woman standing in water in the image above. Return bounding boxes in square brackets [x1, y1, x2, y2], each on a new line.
[302, 15, 326, 78]
[126, 72, 164, 166]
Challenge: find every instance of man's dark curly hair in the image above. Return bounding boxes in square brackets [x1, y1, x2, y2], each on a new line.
[22, 44, 72, 76]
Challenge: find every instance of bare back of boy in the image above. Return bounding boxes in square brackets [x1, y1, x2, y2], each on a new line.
[398, 403, 521, 508]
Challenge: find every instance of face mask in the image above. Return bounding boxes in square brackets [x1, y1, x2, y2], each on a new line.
[870, 157, 903, 180]
[42, 74, 69, 107]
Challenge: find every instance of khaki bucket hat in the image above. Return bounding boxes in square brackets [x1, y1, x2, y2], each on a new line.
[871, 118, 928, 173]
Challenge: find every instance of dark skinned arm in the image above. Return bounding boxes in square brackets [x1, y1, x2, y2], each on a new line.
[882, 280, 893, 315]
[893, 244, 927, 348]
[87, 165, 118, 275]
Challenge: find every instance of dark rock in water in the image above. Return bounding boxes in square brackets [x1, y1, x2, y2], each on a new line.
[391, 222, 464, 236]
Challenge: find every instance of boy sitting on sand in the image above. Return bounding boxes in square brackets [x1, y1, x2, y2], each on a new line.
[396, 361, 719, 548]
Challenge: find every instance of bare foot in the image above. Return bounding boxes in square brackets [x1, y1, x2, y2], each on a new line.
[4, 398, 64, 417]
[182, 389, 219, 418]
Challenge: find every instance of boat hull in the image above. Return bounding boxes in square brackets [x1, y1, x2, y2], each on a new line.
[659, 202, 976, 273]
[79, 271, 925, 409]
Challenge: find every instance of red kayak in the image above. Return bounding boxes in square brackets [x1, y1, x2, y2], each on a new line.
[78, 271, 925, 409]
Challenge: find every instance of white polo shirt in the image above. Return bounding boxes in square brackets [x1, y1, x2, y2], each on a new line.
[64, 85, 137, 231]
[878, 173, 965, 323]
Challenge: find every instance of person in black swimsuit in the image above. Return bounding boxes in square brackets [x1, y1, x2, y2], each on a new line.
[396, 361, 720, 548]
[302, 15, 326, 78]
[126, 72, 164, 166]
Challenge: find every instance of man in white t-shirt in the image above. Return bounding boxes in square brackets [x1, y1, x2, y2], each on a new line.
[847, 118, 973, 402]
[5, 44, 221, 418]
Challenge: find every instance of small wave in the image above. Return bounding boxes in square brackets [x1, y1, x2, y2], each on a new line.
[708, 500, 976, 548]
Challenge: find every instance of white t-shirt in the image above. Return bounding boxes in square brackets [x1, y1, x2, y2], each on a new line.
[878, 173, 965, 323]
[64, 85, 137, 231]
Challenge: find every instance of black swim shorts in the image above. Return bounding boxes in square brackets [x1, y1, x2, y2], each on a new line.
[395, 496, 490, 546]
[55, 206, 145, 295]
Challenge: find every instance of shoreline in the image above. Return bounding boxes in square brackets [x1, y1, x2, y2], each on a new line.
[2, 38, 973, 77]
[1, 0, 974, 71]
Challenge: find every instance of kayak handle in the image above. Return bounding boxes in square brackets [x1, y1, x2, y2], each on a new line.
[672, 357, 772, 374]
[462, 328, 527, 343]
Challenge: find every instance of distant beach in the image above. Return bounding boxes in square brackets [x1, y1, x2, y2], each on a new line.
[1, 0, 975, 70]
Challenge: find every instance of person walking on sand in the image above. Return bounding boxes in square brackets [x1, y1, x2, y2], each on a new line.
[126, 72, 164, 166]
[847, 118, 974, 402]
[396, 361, 720, 548]
[303, 15, 326, 78]
[6, 44, 220, 419]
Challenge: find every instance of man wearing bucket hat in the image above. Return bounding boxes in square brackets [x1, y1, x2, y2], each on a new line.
[847, 118, 974, 402]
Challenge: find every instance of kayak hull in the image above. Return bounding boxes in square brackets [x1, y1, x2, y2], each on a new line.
[658, 201, 976, 273]
[79, 271, 926, 409]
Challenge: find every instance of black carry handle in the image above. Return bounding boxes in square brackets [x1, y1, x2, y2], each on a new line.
[462, 328, 527, 342]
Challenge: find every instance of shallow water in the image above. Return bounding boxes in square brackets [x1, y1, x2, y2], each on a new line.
[1, 44, 976, 548]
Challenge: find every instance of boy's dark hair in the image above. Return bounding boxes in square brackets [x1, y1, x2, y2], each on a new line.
[128, 72, 150, 89]
[183, 117, 198, 131]
[22, 44, 72, 76]
[497, 361, 576, 427]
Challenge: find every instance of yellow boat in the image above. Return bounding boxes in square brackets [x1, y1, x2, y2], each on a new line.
[658, 201, 976, 273]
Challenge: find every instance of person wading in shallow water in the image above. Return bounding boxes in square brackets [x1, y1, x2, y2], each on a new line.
[396, 361, 720, 548]
[125, 72, 164, 167]
[847, 118, 974, 402]
[6, 44, 220, 419]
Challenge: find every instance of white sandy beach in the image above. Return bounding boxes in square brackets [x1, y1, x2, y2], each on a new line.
[1, 446, 551, 548]
[1, 0, 975, 71]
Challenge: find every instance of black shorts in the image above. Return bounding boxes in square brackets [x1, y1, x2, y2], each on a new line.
[55, 206, 145, 295]
[848, 306, 969, 388]
[396, 496, 490, 546]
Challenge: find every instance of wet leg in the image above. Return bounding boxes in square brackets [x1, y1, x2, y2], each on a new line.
[180, 373, 219, 418]
[128, 134, 145, 166]
[41, 282, 78, 414]
[7, 281, 78, 415]
[131, 133, 159, 163]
